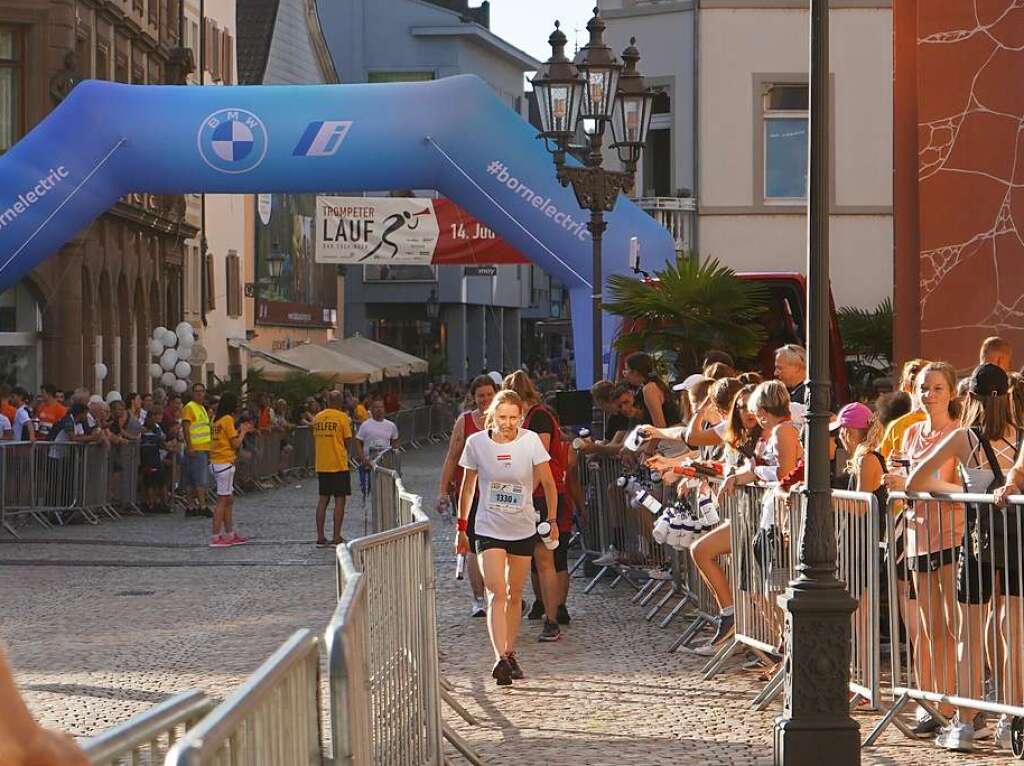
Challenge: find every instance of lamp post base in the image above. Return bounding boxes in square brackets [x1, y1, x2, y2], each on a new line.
[773, 579, 860, 766]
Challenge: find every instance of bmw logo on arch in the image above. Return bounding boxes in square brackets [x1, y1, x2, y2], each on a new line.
[197, 108, 268, 174]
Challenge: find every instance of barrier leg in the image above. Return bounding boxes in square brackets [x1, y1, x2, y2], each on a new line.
[669, 612, 709, 653]
[634, 579, 663, 606]
[645, 585, 679, 621]
[658, 594, 693, 629]
[440, 687, 478, 727]
[568, 552, 590, 576]
[701, 638, 740, 680]
[443, 724, 487, 766]
[583, 565, 611, 594]
[863, 692, 910, 747]
[752, 667, 786, 710]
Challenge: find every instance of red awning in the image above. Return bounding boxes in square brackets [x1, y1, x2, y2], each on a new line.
[430, 198, 529, 265]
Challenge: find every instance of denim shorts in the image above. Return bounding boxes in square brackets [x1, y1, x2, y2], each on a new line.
[185, 451, 210, 488]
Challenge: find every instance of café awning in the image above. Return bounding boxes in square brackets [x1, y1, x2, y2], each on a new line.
[246, 341, 384, 384]
[323, 334, 428, 378]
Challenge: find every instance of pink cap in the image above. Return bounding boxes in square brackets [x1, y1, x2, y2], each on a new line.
[829, 402, 872, 431]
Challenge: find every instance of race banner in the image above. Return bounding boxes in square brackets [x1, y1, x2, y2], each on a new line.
[316, 196, 440, 264]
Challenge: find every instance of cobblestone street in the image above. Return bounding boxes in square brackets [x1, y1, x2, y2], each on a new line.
[0, 445, 1012, 764]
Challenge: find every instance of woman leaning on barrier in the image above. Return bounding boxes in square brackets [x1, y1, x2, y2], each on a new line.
[907, 363, 1022, 752]
[455, 389, 558, 687]
[883, 361, 963, 742]
[623, 352, 682, 429]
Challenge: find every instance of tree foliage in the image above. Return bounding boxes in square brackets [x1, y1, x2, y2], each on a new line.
[604, 256, 769, 372]
[837, 298, 893, 398]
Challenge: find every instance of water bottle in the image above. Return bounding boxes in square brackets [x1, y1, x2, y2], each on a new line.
[536, 521, 559, 550]
[455, 553, 466, 580]
[572, 428, 591, 450]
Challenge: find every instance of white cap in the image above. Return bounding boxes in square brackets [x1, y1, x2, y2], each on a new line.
[105, 390, 122, 404]
[672, 373, 707, 393]
[88, 394, 104, 405]
[487, 371, 503, 387]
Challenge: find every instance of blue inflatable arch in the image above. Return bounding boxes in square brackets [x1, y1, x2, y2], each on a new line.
[0, 74, 675, 386]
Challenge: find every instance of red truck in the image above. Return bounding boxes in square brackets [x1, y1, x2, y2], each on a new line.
[612, 271, 850, 406]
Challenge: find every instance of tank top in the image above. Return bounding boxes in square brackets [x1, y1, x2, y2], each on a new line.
[636, 377, 682, 427]
[452, 410, 483, 495]
[903, 419, 964, 557]
[960, 427, 1020, 494]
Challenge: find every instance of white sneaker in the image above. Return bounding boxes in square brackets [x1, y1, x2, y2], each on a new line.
[470, 598, 486, 618]
[935, 721, 975, 752]
[995, 714, 1012, 750]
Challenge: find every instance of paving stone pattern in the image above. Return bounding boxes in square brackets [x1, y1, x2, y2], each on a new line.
[0, 445, 1010, 764]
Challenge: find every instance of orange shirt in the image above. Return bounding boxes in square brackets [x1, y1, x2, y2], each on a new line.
[258, 407, 272, 430]
[36, 402, 67, 437]
[1, 403, 15, 424]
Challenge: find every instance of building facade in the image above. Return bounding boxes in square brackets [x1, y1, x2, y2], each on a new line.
[236, 0, 340, 364]
[0, 0, 195, 394]
[316, 0, 565, 381]
[601, 0, 893, 312]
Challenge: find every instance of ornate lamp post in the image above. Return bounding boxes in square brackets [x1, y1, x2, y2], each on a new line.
[532, 8, 654, 392]
[773, 0, 859, 761]
[266, 243, 286, 282]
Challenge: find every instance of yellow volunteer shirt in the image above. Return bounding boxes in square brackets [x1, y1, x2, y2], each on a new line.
[210, 415, 239, 464]
[879, 410, 926, 459]
[354, 404, 369, 423]
[313, 408, 353, 473]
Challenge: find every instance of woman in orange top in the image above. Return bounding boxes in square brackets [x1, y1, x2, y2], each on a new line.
[209, 392, 254, 548]
[884, 361, 963, 724]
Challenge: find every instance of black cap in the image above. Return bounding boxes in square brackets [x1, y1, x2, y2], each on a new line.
[969, 363, 1009, 397]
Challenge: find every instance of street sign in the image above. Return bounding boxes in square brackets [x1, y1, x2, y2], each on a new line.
[464, 265, 497, 277]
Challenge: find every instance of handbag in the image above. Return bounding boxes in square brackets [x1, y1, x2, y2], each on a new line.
[969, 427, 1021, 565]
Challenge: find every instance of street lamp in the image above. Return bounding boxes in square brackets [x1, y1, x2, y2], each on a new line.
[532, 7, 654, 393]
[267, 242, 285, 281]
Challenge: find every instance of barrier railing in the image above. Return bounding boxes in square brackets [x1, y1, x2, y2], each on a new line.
[865, 490, 1024, 752]
[83, 690, 214, 765]
[165, 629, 323, 765]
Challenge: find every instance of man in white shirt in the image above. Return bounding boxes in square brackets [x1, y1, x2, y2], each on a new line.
[354, 399, 399, 463]
[11, 387, 33, 442]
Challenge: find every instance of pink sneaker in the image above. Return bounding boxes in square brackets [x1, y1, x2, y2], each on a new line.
[209, 534, 231, 548]
[226, 531, 249, 546]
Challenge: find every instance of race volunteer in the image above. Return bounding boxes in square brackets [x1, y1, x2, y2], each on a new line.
[312, 391, 354, 547]
[181, 383, 212, 517]
[208, 393, 253, 548]
[456, 389, 558, 687]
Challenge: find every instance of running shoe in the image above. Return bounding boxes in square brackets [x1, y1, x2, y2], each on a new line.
[910, 708, 940, 738]
[593, 546, 620, 566]
[316, 538, 330, 548]
[708, 613, 735, 645]
[556, 604, 571, 625]
[995, 715, 1012, 749]
[527, 600, 545, 621]
[471, 599, 486, 618]
[505, 652, 524, 680]
[538, 620, 561, 642]
[225, 531, 249, 546]
[332, 537, 345, 546]
[209, 534, 231, 548]
[935, 721, 975, 752]
[491, 658, 513, 686]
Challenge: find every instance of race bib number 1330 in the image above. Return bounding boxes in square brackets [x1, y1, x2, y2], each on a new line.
[487, 482, 524, 514]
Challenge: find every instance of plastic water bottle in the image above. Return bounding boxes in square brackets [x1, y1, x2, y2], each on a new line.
[455, 553, 466, 580]
[536, 521, 559, 550]
[572, 428, 591, 450]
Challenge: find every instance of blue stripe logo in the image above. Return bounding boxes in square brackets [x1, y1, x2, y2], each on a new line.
[293, 120, 353, 157]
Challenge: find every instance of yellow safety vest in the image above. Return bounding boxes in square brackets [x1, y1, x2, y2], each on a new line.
[183, 400, 212, 450]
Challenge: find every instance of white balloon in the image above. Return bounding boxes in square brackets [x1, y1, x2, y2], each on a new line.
[175, 321, 192, 335]
[162, 330, 178, 348]
[160, 348, 178, 370]
[148, 363, 162, 378]
[152, 326, 167, 341]
[148, 338, 164, 355]
[176, 344, 192, 361]
[172, 378, 188, 394]
[178, 331, 194, 348]
[174, 361, 191, 379]
[95, 363, 108, 381]
[160, 371, 176, 387]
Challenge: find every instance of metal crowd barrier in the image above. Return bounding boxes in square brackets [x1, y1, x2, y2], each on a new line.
[331, 454, 444, 765]
[866, 490, 1024, 753]
[83, 690, 214, 766]
[165, 629, 323, 765]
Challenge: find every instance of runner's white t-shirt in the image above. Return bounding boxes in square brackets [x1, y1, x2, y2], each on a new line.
[356, 417, 399, 452]
[459, 428, 550, 541]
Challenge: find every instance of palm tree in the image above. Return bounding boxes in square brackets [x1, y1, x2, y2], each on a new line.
[837, 298, 893, 398]
[604, 255, 769, 373]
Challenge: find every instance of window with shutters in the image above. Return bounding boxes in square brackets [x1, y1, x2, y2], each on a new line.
[204, 252, 216, 311]
[114, 35, 129, 83]
[211, 25, 221, 82]
[96, 25, 111, 80]
[203, 18, 213, 76]
[0, 27, 25, 155]
[226, 250, 241, 317]
[222, 31, 233, 85]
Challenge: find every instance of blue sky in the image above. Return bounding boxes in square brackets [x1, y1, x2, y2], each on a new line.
[487, 0, 596, 71]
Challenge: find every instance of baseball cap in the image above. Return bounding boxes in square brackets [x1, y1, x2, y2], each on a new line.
[105, 390, 122, 404]
[829, 402, 872, 431]
[968, 363, 1009, 397]
[88, 394, 103, 405]
[487, 371, 503, 387]
[672, 373, 707, 393]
